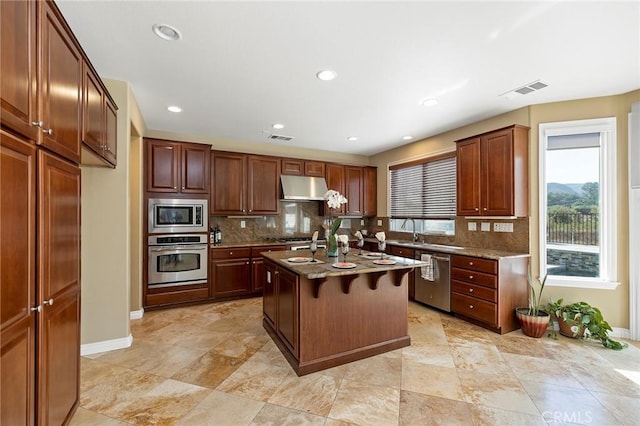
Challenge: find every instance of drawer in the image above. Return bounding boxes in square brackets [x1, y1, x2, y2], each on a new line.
[452, 255, 497, 274]
[210, 247, 251, 260]
[388, 245, 415, 258]
[452, 292, 497, 326]
[251, 245, 287, 257]
[451, 267, 497, 288]
[452, 281, 497, 303]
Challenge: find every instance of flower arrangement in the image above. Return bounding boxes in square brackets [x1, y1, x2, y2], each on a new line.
[323, 190, 348, 257]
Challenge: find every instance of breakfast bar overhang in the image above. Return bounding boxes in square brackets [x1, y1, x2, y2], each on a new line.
[261, 250, 424, 376]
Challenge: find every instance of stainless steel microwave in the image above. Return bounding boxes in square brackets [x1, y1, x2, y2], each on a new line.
[148, 198, 208, 234]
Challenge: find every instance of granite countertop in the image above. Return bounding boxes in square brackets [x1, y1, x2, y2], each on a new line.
[262, 249, 426, 280]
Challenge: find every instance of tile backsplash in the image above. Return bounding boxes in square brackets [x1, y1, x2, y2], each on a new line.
[212, 203, 529, 254]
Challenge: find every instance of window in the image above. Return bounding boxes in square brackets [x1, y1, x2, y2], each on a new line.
[389, 152, 456, 236]
[539, 118, 618, 289]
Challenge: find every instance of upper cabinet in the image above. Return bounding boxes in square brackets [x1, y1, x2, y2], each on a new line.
[211, 151, 281, 215]
[324, 163, 377, 217]
[345, 166, 363, 216]
[281, 159, 325, 177]
[145, 138, 211, 195]
[363, 166, 377, 217]
[325, 163, 346, 215]
[1, 0, 116, 166]
[456, 125, 529, 217]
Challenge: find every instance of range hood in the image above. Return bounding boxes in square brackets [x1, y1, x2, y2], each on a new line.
[280, 175, 328, 201]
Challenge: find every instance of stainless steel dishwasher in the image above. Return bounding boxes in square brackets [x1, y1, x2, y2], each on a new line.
[414, 250, 451, 312]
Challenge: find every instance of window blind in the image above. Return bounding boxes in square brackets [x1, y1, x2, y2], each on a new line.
[390, 154, 456, 218]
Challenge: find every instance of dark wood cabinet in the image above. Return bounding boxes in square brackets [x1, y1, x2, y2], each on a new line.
[325, 163, 346, 215]
[263, 261, 299, 357]
[81, 62, 117, 167]
[251, 245, 287, 293]
[1, 131, 37, 426]
[281, 159, 325, 177]
[456, 125, 529, 217]
[211, 151, 280, 215]
[210, 248, 252, 298]
[387, 245, 415, 300]
[146, 139, 210, 194]
[345, 166, 363, 216]
[39, 0, 83, 164]
[451, 254, 528, 334]
[0, 0, 39, 142]
[363, 166, 377, 217]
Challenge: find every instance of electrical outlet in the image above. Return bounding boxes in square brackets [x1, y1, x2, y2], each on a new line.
[240, 220, 246, 228]
[377, 220, 382, 226]
[494, 222, 514, 232]
[361, 219, 365, 226]
[481, 222, 491, 232]
[468, 222, 477, 231]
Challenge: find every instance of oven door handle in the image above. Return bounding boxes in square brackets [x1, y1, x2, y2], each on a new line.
[149, 244, 208, 252]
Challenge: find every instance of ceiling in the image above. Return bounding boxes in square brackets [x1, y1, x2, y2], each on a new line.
[57, 1, 639, 156]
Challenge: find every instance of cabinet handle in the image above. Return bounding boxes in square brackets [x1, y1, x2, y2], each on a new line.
[483, 207, 487, 211]
[32, 120, 43, 127]
[475, 207, 479, 211]
[469, 288, 474, 292]
[469, 304, 474, 309]
[229, 251, 233, 255]
[469, 275, 474, 280]
[31, 305, 42, 313]
[43, 298, 54, 306]
[43, 128, 53, 136]
[469, 262, 474, 266]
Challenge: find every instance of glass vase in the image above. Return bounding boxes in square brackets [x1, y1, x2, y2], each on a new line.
[327, 234, 338, 257]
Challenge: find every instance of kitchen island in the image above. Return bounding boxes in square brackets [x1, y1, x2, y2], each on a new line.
[261, 249, 424, 375]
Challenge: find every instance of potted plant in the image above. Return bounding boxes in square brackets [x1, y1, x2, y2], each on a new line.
[515, 269, 550, 338]
[548, 300, 628, 350]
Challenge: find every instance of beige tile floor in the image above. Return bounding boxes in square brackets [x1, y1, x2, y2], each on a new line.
[71, 298, 640, 426]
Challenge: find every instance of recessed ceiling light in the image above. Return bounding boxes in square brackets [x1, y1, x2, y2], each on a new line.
[347, 136, 358, 141]
[422, 99, 438, 107]
[402, 136, 413, 140]
[152, 24, 182, 41]
[316, 70, 337, 81]
[272, 123, 284, 130]
[167, 105, 182, 113]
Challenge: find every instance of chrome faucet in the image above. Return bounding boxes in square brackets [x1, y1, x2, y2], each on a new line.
[401, 218, 419, 242]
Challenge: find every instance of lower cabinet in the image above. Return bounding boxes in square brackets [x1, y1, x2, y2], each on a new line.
[263, 260, 299, 357]
[210, 248, 252, 299]
[1, 131, 81, 424]
[451, 254, 528, 334]
[251, 245, 286, 293]
[387, 245, 416, 300]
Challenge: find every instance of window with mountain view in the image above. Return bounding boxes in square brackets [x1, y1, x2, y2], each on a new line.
[539, 118, 618, 289]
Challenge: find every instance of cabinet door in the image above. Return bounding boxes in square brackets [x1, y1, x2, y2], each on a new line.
[1, 131, 36, 426]
[0, 0, 39, 142]
[37, 150, 80, 425]
[82, 64, 104, 155]
[211, 152, 246, 214]
[211, 258, 251, 298]
[263, 261, 277, 327]
[103, 98, 117, 166]
[481, 130, 514, 216]
[345, 166, 363, 216]
[304, 161, 325, 177]
[456, 137, 481, 216]
[363, 166, 377, 217]
[281, 159, 304, 175]
[251, 246, 286, 293]
[325, 163, 346, 215]
[276, 267, 298, 357]
[40, 1, 83, 163]
[182, 144, 210, 194]
[146, 139, 180, 192]
[247, 155, 280, 214]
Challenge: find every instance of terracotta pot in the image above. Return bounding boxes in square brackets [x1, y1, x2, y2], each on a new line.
[558, 317, 586, 338]
[515, 308, 550, 338]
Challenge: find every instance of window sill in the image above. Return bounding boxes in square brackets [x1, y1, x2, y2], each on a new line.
[546, 276, 620, 290]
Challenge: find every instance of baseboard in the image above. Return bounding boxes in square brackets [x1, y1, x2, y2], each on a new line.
[130, 308, 144, 320]
[80, 334, 133, 356]
[612, 327, 631, 340]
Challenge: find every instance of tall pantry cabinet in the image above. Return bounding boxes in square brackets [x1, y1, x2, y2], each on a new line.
[1, 0, 107, 423]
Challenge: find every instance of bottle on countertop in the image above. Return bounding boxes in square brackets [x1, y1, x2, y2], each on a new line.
[214, 223, 222, 245]
[210, 226, 215, 245]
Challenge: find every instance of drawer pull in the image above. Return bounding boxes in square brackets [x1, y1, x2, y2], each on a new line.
[469, 275, 474, 280]
[469, 304, 474, 309]
[469, 288, 474, 292]
[469, 261, 474, 266]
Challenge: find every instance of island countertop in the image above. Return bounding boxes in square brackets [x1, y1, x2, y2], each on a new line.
[261, 249, 426, 280]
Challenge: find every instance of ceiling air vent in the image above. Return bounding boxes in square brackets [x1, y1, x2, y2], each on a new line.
[501, 80, 548, 99]
[266, 133, 294, 142]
